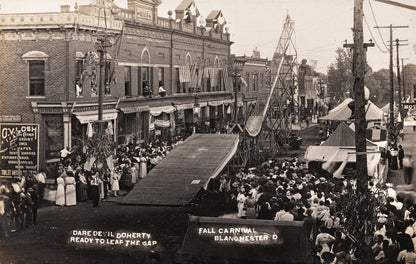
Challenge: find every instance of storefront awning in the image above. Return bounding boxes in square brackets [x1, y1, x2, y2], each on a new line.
[176, 103, 194, 111]
[119, 105, 149, 114]
[73, 109, 118, 124]
[149, 105, 176, 116]
[154, 119, 171, 128]
[208, 100, 225, 106]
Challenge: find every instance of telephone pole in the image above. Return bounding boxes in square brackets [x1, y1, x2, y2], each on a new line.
[343, 0, 374, 193]
[394, 39, 408, 116]
[374, 25, 408, 144]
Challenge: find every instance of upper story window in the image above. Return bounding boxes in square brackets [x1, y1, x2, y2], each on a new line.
[124, 66, 131, 96]
[22, 51, 49, 97]
[75, 52, 84, 97]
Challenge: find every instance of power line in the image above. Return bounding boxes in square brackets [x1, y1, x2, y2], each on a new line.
[368, 0, 389, 50]
[364, 15, 389, 53]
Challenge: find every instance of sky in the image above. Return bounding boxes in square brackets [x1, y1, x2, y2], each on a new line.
[1, 0, 415, 74]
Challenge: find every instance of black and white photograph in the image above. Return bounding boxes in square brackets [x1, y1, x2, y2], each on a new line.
[0, 0, 416, 263]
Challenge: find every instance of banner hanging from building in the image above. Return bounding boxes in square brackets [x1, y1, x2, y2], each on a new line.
[0, 123, 39, 177]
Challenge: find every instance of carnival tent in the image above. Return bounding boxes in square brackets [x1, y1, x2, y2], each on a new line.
[319, 98, 384, 122]
[304, 122, 382, 177]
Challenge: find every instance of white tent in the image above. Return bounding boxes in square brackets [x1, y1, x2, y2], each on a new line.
[304, 122, 384, 178]
[319, 98, 384, 122]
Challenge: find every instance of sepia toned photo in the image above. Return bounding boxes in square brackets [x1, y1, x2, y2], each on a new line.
[0, 0, 415, 263]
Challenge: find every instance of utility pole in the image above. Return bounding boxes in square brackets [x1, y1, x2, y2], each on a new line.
[95, 34, 113, 134]
[396, 39, 402, 116]
[402, 58, 409, 101]
[374, 25, 408, 144]
[343, 0, 374, 193]
[395, 39, 408, 118]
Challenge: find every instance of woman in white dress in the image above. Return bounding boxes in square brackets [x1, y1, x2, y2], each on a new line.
[111, 169, 121, 197]
[236, 188, 247, 218]
[64, 172, 77, 206]
[55, 176, 65, 206]
[139, 155, 147, 179]
[131, 163, 138, 185]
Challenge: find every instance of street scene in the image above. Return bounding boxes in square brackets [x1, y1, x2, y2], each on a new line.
[0, 0, 416, 263]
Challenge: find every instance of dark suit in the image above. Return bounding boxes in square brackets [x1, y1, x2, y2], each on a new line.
[398, 148, 404, 169]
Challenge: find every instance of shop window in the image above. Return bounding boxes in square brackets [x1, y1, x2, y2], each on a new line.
[45, 115, 64, 161]
[29, 61, 45, 96]
[124, 66, 131, 96]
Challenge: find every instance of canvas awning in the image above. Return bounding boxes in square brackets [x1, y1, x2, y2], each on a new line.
[208, 100, 227, 106]
[149, 105, 176, 116]
[119, 105, 149, 114]
[154, 119, 170, 128]
[73, 109, 118, 124]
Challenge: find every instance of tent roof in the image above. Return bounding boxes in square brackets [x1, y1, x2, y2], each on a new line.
[319, 98, 383, 121]
[322, 122, 377, 147]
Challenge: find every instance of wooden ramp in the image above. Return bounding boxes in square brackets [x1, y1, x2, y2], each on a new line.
[120, 134, 239, 206]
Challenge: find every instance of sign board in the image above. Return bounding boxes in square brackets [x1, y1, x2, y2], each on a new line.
[0, 123, 39, 177]
[0, 115, 22, 122]
[176, 215, 311, 263]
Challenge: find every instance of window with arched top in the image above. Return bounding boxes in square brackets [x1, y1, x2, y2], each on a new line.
[22, 51, 49, 97]
[185, 53, 192, 66]
[214, 57, 219, 68]
[139, 47, 152, 97]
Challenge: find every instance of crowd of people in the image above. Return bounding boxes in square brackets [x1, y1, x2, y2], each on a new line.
[196, 156, 416, 263]
[48, 135, 187, 208]
[0, 170, 45, 241]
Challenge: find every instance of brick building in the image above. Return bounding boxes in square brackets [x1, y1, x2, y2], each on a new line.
[0, 0, 235, 173]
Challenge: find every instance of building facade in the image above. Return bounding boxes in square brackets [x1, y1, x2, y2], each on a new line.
[0, 0, 234, 174]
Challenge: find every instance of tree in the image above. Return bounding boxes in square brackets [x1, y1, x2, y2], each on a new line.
[327, 48, 354, 103]
[403, 63, 416, 101]
[365, 69, 397, 107]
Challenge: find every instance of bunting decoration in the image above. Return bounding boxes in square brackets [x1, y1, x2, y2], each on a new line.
[179, 65, 191, 83]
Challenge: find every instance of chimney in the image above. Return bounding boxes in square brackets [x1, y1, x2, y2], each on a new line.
[60, 5, 71, 13]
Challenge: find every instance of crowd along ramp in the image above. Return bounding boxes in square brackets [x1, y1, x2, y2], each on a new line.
[120, 134, 239, 206]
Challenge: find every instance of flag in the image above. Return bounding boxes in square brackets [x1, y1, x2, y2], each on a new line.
[189, 63, 198, 89]
[240, 76, 248, 88]
[179, 65, 191, 83]
[221, 68, 230, 90]
[209, 68, 218, 88]
[197, 67, 204, 88]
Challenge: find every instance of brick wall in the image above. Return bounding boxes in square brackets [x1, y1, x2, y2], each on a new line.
[0, 39, 68, 122]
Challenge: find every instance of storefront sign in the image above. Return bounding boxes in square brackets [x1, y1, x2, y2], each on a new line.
[0, 115, 22, 122]
[0, 123, 39, 177]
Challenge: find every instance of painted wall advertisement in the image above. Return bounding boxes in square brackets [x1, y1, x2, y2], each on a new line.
[0, 123, 39, 177]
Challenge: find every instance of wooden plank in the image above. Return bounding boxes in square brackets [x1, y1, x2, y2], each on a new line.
[121, 134, 238, 206]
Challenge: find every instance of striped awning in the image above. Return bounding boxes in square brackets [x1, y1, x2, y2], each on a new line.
[119, 105, 149, 114]
[73, 109, 118, 124]
[149, 105, 176, 116]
